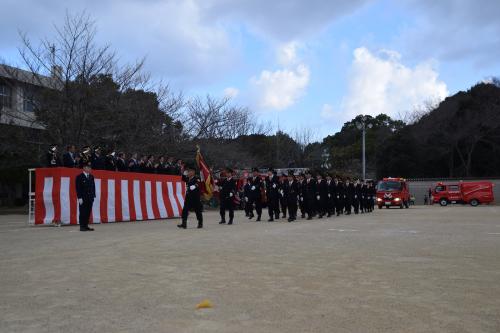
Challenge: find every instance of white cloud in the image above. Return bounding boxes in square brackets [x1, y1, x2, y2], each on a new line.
[277, 41, 300, 66]
[251, 64, 310, 110]
[223, 87, 239, 98]
[339, 47, 448, 121]
[320, 104, 335, 119]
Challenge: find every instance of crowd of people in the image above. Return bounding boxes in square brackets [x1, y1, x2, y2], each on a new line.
[46, 144, 184, 175]
[200, 167, 376, 229]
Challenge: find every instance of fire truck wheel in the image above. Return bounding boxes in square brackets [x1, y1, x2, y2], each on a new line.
[470, 199, 479, 207]
[439, 199, 448, 206]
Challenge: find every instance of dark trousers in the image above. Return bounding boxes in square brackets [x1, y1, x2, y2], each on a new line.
[345, 198, 352, 214]
[244, 198, 252, 216]
[288, 200, 298, 219]
[220, 198, 234, 222]
[181, 199, 203, 226]
[268, 197, 280, 218]
[280, 197, 287, 217]
[299, 197, 305, 217]
[317, 197, 327, 216]
[249, 198, 262, 218]
[306, 198, 315, 218]
[336, 197, 344, 214]
[353, 197, 360, 214]
[78, 199, 93, 229]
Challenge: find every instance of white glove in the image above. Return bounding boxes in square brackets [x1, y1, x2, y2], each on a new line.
[229, 192, 233, 197]
[337, 195, 339, 199]
[245, 197, 249, 202]
[183, 170, 188, 176]
[78, 198, 83, 205]
[328, 194, 331, 198]
[316, 195, 320, 200]
[355, 195, 358, 198]
[272, 184, 276, 189]
[251, 186, 256, 190]
[300, 197, 304, 202]
[189, 185, 196, 190]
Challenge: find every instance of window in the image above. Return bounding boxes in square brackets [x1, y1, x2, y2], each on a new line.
[435, 185, 446, 192]
[23, 90, 35, 113]
[0, 84, 12, 109]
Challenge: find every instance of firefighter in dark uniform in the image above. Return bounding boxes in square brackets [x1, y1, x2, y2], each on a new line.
[353, 179, 362, 214]
[75, 162, 96, 231]
[46, 145, 61, 167]
[219, 168, 237, 225]
[316, 172, 329, 218]
[285, 170, 299, 222]
[248, 168, 263, 221]
[265, 168, 280, 221]
[304, 170, 317, 220]
[91, 147, 105, 170]
[368, 182, 376, 212]
[116, 153, 128, 172]
[178, 164, 203, 229]
[326, 173, 335, 217]
[297, 173, 306, 218]
[243, 178, 252, 217]
[63, 145, 77, 168]
[345, 178, 354, 215]
[335, 177, 344, 216]
[361, 181, 368, 213]
[279, 174, 288, 219]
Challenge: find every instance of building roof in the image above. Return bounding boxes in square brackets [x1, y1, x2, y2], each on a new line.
[0, 64, 57, 88]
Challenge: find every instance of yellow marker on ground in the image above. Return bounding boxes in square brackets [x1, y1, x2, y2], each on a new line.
[196, 299, 213, 309]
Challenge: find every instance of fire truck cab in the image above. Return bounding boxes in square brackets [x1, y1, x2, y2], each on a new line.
[432, 181, 494, 206]
[376, 177, 410, 209]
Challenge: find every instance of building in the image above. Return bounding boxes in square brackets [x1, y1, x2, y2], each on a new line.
[0, 64, 58, 129]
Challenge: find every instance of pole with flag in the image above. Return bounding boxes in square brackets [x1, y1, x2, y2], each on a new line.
[195, 145, 214, 201]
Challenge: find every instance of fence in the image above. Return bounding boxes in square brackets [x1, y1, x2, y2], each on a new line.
[30, 168, 185, 225]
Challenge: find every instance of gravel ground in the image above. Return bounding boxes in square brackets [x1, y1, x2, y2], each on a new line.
[0, 205, 499, 333]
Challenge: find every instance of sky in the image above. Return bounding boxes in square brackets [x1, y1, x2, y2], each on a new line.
[1, 0, 499, 140]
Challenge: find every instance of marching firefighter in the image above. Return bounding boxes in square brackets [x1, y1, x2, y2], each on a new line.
[265, 168, 281, 221]
[353, 179, 362, 214]
[178, 164, 203, 229]
[326, 173, 336, 217]
[219, 168, 237, 225]
[345, 178, 354, 215]
[298, 173, 306, 218]
[316, 172, 328, 218]
[284, 170, 300, 222]
[243, 178, 252, 217]
[248, 168, 263, 221]
[335, 176, 344, 216]
[279, 174, 288, 219]
[303, 170, 317, 220]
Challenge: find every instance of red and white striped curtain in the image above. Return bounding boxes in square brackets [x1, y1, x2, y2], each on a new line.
[34, 168, 185, 225]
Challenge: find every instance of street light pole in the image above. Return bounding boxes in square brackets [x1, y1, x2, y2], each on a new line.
[355, 116, 373, 180]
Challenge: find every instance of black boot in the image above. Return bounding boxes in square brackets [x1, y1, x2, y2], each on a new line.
[197, 223, 203, 229]
[256, 216, 261, 221]
[228, 219, 233, 225]
[219, 220, 226, 224]
[177, 222, 187, 229]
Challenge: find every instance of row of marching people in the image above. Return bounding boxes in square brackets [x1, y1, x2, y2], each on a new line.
[212, 167, 376, 226]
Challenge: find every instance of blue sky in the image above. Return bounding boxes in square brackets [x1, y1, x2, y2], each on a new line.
[1, 0, 499, 140]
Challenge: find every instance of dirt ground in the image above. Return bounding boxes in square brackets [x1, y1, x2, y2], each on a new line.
[0, 205, 499, 333]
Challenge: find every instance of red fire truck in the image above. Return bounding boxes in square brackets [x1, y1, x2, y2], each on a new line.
[432, 181, 494, 206]
[376, 177, 410, 209]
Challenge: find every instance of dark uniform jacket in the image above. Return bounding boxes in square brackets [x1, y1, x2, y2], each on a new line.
[76, 173, 96, 201]
[105, 155, 116, 171]
[116, 158, 128, 172]
[249, 176, 263, 201]
[284, 179, 300, 205]
[265, 175, 280, 201]
[219, 177, 237, 202]
[183, 175, 201, 207]
[303, 178, 317, 201]
[91, 153, 105, 170]
[63, 152, 76, 168]
[317, 179, 328, 200]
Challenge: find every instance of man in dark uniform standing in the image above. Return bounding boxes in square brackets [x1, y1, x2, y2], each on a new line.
[265, 168, 280, 221]
[178, 164, 203, 229]
[76, 162, 96, 231]
[248, 168, 263, 221]
[285, 170, 299, 222]
[91, 147, 105, 170]
[243, 178, 252, 217]
[116, 152, 128, 172]
[63, 145, 77, 168]
[219, 168, 237, 225]
[105, 151, 117, 171]
[304, 170, 317, 220]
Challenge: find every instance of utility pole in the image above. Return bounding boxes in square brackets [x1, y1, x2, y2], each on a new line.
[355, 116, 373, 180]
